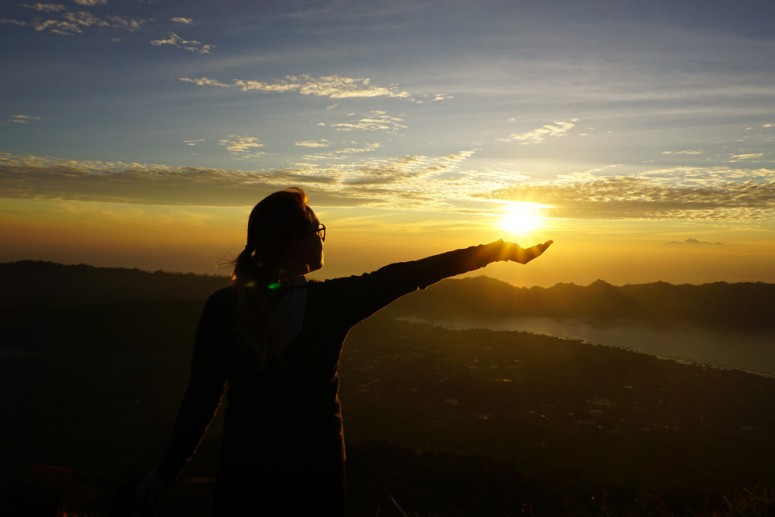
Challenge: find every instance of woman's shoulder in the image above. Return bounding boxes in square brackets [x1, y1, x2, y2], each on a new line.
[209, 284, 236, 300]
[203, 285, 238, 313]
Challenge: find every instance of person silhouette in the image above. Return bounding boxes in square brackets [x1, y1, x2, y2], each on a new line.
[134, 187, 552, 515]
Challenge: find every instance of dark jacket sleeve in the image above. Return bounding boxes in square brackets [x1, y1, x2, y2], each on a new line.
[311, 240, 512, 330]
[156, 292, 228, 484]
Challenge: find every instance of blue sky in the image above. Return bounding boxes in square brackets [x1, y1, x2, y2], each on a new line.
[1, 0, 774, 283]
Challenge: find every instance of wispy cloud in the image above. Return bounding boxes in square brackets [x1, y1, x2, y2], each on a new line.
[178, 77, 230, 88]
[183, 138, 205, 147]
[217, 136, 266, 158]
[20, 4, 144, 35]
[105, 15, 143, 31]
[63, 11, 109, 28]
[295, 140, 330, 148]
[150, 32, 213, 53]
[178, 75, 411, 99]
[432, 93, 453, 102]
[11, 114, 42, 124]
[300, 142, 381, 161]
[662, 150, 703, 155]
[33, 18, 81, 35]
[502, 119, 578, 144]
[171, 17, 194, 24]
[290, 149, 479, 207]
[729, 153, 764, 162]
[329, 111, 406, 132]
[1, 19, 29, 26]
[21, 3, 65, 12]
[667, 238, 723, 245]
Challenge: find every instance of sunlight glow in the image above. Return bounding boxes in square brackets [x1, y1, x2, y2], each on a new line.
[498, 202, 546, 236]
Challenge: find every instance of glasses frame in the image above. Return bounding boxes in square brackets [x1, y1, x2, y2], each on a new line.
[308, 223, 326, 242]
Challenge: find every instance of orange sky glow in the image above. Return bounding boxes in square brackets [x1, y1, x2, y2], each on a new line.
[2, 195, 773, 287]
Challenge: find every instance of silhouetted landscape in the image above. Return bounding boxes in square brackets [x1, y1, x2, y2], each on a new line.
[1, 261, 774, 515]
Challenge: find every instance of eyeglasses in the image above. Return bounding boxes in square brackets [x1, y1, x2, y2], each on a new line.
[308, 223, 326, 242]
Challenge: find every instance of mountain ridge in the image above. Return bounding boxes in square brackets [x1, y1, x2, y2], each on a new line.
[382, 275, 775, 329]
[1, 260, 773, 328]
[0, 260, 230, 307]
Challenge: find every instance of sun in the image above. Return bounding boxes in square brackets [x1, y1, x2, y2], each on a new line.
[498, 202, 546, 236]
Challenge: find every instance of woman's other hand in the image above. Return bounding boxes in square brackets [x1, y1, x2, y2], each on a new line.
[134, 469, 166, 511]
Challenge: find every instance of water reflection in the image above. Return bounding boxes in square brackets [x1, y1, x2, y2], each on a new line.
[397, 316, 775, 378]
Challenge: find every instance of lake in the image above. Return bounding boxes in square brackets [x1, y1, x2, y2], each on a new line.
[397, 315, 775, 378]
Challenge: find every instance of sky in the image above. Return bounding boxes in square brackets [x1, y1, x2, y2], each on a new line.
[1, 0, 774, 287]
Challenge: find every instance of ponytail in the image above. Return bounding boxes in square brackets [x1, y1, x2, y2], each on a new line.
[232, 245, 259, 286]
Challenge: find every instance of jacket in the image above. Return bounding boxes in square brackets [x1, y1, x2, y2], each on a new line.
[157, 241, 512, 483]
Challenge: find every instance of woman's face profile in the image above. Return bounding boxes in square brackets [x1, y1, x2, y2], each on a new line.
[299, 208, 325, 273]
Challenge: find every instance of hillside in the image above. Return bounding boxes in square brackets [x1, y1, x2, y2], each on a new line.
[1, 301, 774, 515]
[0, 261, 230, 307]
[381, 276, 775, 329]
[2, 261, 774, 514]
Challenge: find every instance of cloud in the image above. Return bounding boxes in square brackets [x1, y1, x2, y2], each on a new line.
[503, 119, 578, 145]
[105, 15, 143, 31]
[662, 150, 702, 155]
[33, 18, 81, 35]
[178, 76, 230, 88]
[294, 140, 330, 148]
[21, 6, 144, 35]
[293, 76, 409, 99]
[150, 32, 214, 53]
[177, 74, 411, 99]
[0, 152, 271, 206]
[21, 3, 65, 12]
[183, 139, 205, 147]
[487, 166, 775, 221]
[764, 123, 775, 128]
[171, 17, 194, 24]
[330, 111, 406, 132]
[1, 18, 28, 26]
[63, 11, 109, 28]
[218, 136, 266, 158]
[432, 93, 453, 102]
[11, 114, 42, 124]
[73, 0, 107, 5]
[730, 153, 764, 162]
[2, 152, 773, 219]
[300, 142, 381, 161]
[667, 238, 723, 246]
[0, 150, 479, 210]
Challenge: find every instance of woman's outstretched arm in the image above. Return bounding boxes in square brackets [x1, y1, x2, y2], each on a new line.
[310, 239, 553, 330]
[376, 239, 552, 289]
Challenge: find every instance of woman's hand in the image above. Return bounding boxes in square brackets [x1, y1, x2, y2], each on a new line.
[134, 469, 166, 510]
[501, 240, 553, 264]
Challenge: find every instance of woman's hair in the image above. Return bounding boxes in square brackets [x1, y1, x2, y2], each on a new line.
[232, 187, 314, 286]
[231, 187, 314, 370]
